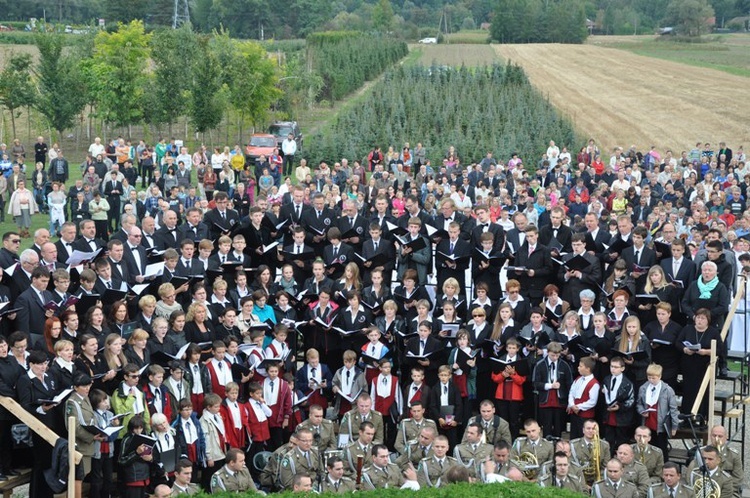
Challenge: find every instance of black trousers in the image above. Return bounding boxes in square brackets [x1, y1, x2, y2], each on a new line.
[495, 399, 522, 439]
[89, 455, 114, 498]
[538, 407, 565, 438]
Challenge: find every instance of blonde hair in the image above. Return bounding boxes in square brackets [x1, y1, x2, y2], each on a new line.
[128, 328, 149, 345]
[644, 265, 669, 293]
[618, 316, 643, 351]
[186, 302, 207, 322]
[103, 333, 128, 370]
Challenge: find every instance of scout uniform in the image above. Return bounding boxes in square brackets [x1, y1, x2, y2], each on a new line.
[65, 391, 97, 475]
[417, 455, 459, 488]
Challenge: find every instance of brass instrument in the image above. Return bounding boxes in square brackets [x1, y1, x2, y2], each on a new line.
[582, 429, 602, 485]
[513, 451, 540, 480]
[638, 445, 646, 464]
[694, 475, 721, 498]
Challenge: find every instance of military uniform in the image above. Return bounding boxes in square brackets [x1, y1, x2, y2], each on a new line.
[394, 441, 433, 467]
[622, 460, 651, 497]
[647, 483, 695, 498]
[339, 409, 385, 445]
[342, 440, 373, 478]
[417, 455, 459, 488]
[511, 437, 554, 480]
[482, 460, 519, 479]
[65, 392, 97, 474]
[361, 463, 417, 490]
[210, 465, 258, 493]
[319, 475, 358, 493]
[687, 445, 743, 498]
[298, 418, 337, 451]
[394, 417, 438, 454]
[260, 442, 294, 490]
[278, 447, 321, 489]
[688, 468, 733, 498]
[592, 479, 640, 498]
[539, 473, 584, 492]
[171, 482, 201, 496]
[539, 459, 585, 481]
[632, 444, 664, 484]
[570, 437, 610, 485]
[453, 442, 493, 477]
[464, 415, 512, 446]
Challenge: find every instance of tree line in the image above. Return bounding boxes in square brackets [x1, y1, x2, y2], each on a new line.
[307, 63, 579, 168]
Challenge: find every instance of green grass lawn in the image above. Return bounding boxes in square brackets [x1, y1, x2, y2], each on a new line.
[590, 34, 750, 77]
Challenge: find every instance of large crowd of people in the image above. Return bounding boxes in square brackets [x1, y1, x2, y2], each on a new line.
[0, 135, 746, 497]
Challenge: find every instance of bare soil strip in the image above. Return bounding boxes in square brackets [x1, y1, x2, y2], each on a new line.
[493, 43, 750, 153]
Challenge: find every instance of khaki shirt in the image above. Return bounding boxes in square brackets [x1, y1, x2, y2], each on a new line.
[453, 442, 493, 477]
[538, 473, 584, 493]
[279, 448, 321, 489]
[361, 463, 409, 490]
[464, 415, 512, 446]
[688, 468, 733, 498]
[394, 441, 433, 467]
[299, 418, 337, 451]
[622, 460, 650, 497]
[342, 441, 372, 478]
[592, 479, 640, 498]
[394, 417, 437, 454]
[631, 444, 664, 483]
[417, 455, 458, 488]
[647, 483, 695, 498]
[319, 475, 357, 493]
[171, 482, 201, 496]
[340, 409, 384, 445]
[210, 465, 258, 493]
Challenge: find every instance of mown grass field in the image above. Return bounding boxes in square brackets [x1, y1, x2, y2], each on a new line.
[588, 33, 750, 77]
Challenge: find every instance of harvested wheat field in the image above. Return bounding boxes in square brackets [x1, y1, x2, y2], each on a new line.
[493, 43, 750, 153]
[410, 43, 500, 66]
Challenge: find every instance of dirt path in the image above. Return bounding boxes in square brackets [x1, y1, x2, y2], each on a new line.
[493, 43, 750, 154]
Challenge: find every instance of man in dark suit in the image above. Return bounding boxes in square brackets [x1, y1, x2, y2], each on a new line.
[103, 170, 123, 233]
[505, 212, 529, 255]
[435, 222, 471, 290]
[301, 193, 335, 257]
[72, 219, 106, 254]
[660, 238, 695, 290]
[432, 198, 470, 242]
[55, 222, 77, 265]
[15, 267, 54, 346]
[123, 226, 149, 286]
[278, 226, 315, 284]
[621, 226, 657, 293]
[0, 232, 20, 268]
[511, 226, 553, 304]
[558, 233, 602, 309]
[8, 249, 37, 300]
[154, 209, 180, 251]
[203, 192, 240, 240]
[279, 187, 312, 245]
[397, 195, 432, 236]
[583, 212, 610, 257]
[603, 215, 634, 268]
[323, 228, 355, 280]
[337, 199, 368, 253]
[140, 216, 157, 251]
[39, 243, 62, 272]
[30, 229, 50, 258]
[368, 195, 397, 241]
[360, 223, 395, 286]
[176, 207, 209, 246]
[539, 207, 573, 255]
[470, 204, 505, 249]
[106, 239, 131, 290]
[176, 238, 205, 278]
[109, 213, 137, 244]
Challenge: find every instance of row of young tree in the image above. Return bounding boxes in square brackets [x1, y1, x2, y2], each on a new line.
[306, 32, 408, 103]
[306, 63, 578, 167]
[0, 22, 281, 143]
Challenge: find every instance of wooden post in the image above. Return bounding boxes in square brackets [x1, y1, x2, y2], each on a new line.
[0, 397, 82, 464]
[68, 416, 76, 498]
[707, 340, 717, 432]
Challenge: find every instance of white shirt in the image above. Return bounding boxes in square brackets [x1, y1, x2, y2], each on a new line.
[264, 378, 280, 406]
[227, 400, 242, 429]
[189, 363, 203, 394]
[568, 374, 599, 410]
[211, 359, 232, 386]
[250, 400, 272, 422]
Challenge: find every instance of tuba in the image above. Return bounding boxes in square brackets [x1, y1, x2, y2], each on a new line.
[694, 476, 721, 498]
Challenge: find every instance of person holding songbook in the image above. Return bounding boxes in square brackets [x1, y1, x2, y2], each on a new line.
[635, 364, 679, 459]
[613, 316, 651, 393]
[118, 415, 155, 498]
[449, 330, 477, 426]
[490, 338, 526, 439]
[643, 303, 682, 390]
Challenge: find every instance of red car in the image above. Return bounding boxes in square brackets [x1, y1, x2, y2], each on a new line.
[245, 133, 276, 163]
